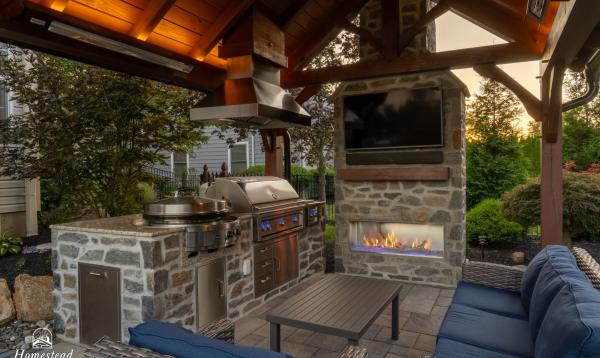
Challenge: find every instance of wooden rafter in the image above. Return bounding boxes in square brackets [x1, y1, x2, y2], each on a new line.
[128, 0, 176, 41]
[279, 0, 310, 30]
[397, 1, 450, 55]
[446, 0, 544, 54]
[381, 0, 400, 59]
[541, 0, 600, 77]
[287, 0, 368, 70]
[473, 64, 542, 121]
[282, 43, 538, 88]
[188, 0, 254, 60]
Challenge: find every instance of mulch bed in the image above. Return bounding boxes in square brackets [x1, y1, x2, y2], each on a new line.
[0, 232, 52, 291]
[467, 238, 600, 265]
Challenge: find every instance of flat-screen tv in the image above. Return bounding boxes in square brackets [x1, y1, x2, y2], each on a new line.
[343, 87, 443, 151]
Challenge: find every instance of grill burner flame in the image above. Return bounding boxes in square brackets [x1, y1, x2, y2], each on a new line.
[362, 231, 432, 252]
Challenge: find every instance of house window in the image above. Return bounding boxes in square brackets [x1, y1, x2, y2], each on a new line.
[172, 152, 188, 174]
[229, 143, 248, 174]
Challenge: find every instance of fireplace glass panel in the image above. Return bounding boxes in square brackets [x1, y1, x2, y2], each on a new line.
[350, 222, 444, 258]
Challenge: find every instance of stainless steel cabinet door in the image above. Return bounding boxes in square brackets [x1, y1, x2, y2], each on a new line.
[79, 263, 120, 345]
[196, 257, 227, 328]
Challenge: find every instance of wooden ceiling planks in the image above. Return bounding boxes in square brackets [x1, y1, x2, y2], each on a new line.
[128, 0, 176, 40]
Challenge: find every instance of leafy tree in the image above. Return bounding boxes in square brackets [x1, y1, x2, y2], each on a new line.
[0, 48, 205, 220]
[520, 121, 541, 177]
[562, 71, 600, 171]
[502, 172, 600, 244]
[466, 78, 529, 207]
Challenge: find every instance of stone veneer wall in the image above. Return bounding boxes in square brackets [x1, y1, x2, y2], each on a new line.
[52, 214, 324, 343]
[334, 71, 467, 287]
[359, 0, 436, 60]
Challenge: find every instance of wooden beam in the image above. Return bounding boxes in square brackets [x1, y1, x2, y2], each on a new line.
[337, 167, 450, 182]
[287, 0, 368, 70]
[188, 0, 254, 60]
[541, 0, 600, 76]
[282, 43, 538, 88]
[295, 85, 320, 105]
[397, 1, 450, 55]
[473, 64, 542, 121]
[540, 64, 565, 247]
[278, 0, 310, 30]
[128, 0, 176, 41]
[381, 0, 400, 59]
[0, 18, 225, 91]
[446, 0, 544, 54]
[261, 129, 284, 178]
[0, 0, 24, 21]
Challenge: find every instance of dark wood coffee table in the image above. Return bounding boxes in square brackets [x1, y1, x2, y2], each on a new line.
[266, 274, 402, 351]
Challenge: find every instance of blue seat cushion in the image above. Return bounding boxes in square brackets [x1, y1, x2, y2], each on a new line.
[129, 321, 290, 358]
[528, 247, 590, 340]
[438, 304, 533, 358]
[521, 245, 570, 311]
[435, 338, 523, 358]
[535, 280, 600, 358]
[453, 282, 527, 319]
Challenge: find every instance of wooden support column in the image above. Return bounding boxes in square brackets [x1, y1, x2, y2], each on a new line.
[540, 65, 565, 247]
[261, 129, 284, 178]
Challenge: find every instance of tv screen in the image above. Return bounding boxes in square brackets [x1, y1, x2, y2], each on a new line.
[343, 87, 443, 150]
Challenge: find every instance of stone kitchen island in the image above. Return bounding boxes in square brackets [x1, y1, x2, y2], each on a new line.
[51, 211, 325, 345]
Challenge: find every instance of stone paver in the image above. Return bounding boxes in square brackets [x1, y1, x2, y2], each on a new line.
[235, 276, 447, 358]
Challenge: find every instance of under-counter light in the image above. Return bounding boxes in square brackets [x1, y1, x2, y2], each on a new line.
[47, 21, 195, 74]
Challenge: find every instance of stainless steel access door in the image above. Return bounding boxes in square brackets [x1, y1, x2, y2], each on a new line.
[79, 263, 121, 345]
[196, 257, 227, 329]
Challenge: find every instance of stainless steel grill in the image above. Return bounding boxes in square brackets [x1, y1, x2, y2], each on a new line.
[205, 176, 309, 242]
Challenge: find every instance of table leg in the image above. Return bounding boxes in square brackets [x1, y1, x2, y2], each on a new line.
[391, 293, 399, 340]
[270, 323, 281, 352]
[348, 338, 359, 346]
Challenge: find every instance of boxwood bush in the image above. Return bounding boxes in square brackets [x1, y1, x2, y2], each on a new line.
[467, 199, 524, 247]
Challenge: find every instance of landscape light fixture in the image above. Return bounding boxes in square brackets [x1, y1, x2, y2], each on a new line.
[47, 21, 195, 74]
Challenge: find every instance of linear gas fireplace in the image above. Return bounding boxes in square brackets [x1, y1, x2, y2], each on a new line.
[350, 222, 444, 258]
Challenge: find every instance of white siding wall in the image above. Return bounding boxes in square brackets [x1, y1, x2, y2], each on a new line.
[0, 180, 25, 213]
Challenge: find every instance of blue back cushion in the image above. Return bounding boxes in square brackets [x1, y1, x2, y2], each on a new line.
[528, 247, 589, 340]
[129, 321, 290, 358]
[535, 281, 600, 357]
[521, 245, 569, 310]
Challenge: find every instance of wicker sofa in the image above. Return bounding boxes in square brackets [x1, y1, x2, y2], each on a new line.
[434, 246, 600, 358]
[83, 318, 368, 358]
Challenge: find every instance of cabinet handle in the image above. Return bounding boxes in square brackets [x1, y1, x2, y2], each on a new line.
[260, 277, 270, 284]
[89, 271, 107, 278]
[217, 279, 225, 297]
[274, 257, 281, 271]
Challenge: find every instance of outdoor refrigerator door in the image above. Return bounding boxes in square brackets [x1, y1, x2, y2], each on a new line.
[196, 257, 227, 328]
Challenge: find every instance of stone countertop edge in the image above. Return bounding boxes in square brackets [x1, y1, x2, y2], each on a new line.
[49, 214, 184, 237]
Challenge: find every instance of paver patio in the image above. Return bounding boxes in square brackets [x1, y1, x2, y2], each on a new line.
[234, 274, 454, 358]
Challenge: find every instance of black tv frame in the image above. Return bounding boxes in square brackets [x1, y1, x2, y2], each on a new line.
[342, 86, 445, 152]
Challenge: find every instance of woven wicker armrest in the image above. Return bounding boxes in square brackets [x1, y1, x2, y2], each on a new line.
[462, 261, 525, 292]
[197, 318, 235, 344]
[339, 345, 368, 358]
[572, 247, 600, 289]
[83, 336, 174, 358]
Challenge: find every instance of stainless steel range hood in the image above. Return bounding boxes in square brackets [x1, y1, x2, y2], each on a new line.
[190, 56, 311, 128]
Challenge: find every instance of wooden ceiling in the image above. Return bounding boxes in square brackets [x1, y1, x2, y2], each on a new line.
[0, 0, 577, 92]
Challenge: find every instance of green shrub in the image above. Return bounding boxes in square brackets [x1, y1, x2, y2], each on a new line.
[502, 173, 600, 242]
[137, 182, 157, 203]
[467, 199, 524, 247]
[0, 233, 23, 256]
[324, 225, 336, 244]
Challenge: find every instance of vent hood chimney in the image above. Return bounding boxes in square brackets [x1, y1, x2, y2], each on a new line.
[190, 55, 311, 128]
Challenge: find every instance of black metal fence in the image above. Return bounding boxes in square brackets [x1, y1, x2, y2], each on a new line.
[143, 165, 336, 223]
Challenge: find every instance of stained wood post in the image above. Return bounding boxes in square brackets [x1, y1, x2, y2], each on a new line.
[540, 65, 565, 247]
[261, 129, 284, 178]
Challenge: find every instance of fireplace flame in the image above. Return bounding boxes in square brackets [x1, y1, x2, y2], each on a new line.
[362, 231, 432, 252]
